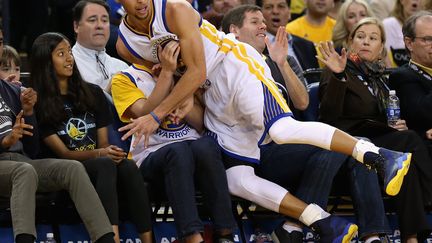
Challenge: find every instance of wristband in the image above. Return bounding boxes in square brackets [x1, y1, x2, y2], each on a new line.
[150, 111, 162, 125]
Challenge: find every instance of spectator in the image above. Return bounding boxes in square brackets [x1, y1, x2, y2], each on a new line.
[285, 0, 335, 44]
[222, 5, 391, 243]
[202, 0, 242, 30]
[328, 0, 342, 19]
[260, 0, 319, 82]
[332, 0, 374, 50]
[29, 32, 152, 243]
[221, 5, 308, 110]
[383, 0, 424, 67]
[72, 0, 128, 92]
[369, 0, 396, 20]
[318, 17, 432, 242]
[289, 0, 306, 20]
[389, 10, 432, 155]
[111, 41, 237, 243]
[0, 45, 22, 86]
[0, 29, 115, 243]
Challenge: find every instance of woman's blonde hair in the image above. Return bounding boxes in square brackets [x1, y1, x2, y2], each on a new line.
[348, 17, 387, 59]
[332, 0, 375, 49]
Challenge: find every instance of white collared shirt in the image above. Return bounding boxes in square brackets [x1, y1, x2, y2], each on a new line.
[72, 42, 128, 90]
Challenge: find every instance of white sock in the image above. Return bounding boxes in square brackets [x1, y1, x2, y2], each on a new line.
[364, 236, 380, 243]
[353, 140, 380, 163]
[282, 223, 302, 233]
[299, 203, 330, 226]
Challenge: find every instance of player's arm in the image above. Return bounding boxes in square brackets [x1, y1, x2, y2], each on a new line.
[116, 37, 155, 68]
[152, 0, 206, 120]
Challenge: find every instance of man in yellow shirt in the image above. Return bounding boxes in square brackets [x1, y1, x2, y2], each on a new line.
[285, 0, 335, 44]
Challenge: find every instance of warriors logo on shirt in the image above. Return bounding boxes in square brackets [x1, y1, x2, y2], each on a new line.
[66, 118, 88, 140]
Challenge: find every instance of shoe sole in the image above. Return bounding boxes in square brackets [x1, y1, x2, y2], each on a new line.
[385, 153, 411, 196]
[334, 223, 358, 243]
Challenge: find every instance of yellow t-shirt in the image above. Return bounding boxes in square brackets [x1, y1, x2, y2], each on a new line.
[285, 16, 335, 44]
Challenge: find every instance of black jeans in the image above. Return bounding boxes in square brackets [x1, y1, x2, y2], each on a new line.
[83, 157, 152, 232]
[370, 130, 432, 240]
[258, 143, 391, 239]
[140, 137, 236, 238]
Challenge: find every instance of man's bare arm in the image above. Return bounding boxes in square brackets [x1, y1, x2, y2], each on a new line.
[152, 0, 206, 120]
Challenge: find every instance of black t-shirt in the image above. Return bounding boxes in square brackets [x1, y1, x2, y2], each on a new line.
[39, 85, 112, 152]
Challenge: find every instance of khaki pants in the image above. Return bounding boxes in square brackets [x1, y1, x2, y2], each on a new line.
[0, 152, 113, 241]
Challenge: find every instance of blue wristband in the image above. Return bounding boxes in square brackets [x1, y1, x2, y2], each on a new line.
[150, 111, 162, 125]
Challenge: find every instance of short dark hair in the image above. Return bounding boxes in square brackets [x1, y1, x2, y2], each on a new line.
[73, 0, 110, 23]
[221, 4, 262, 34]
[402, 10, 432, 39]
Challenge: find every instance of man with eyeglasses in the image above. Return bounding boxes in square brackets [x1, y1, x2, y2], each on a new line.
[389, 10, 432, 155]
[72, 0, 128, 93]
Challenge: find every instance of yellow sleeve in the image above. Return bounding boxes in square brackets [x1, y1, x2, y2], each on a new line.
[111, 73, 146, 123]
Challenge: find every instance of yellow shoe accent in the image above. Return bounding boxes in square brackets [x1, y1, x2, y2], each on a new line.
[386, 153, 411, 196]
[341, 224, 358, 243]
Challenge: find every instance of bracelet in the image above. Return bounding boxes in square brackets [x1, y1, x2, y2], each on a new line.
[150, 111, 162, 125]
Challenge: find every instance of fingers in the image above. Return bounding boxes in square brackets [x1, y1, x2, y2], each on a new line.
[131, 132, 144, 148]
[276, 26, 287, 43]
[5, 74, 16, 82]
[144, 133, 150, 149]
[319, 41, 331, 58]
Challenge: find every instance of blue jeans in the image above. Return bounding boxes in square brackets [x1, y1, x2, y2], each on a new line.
[258, 143, 391, 239]
[140, 137, 236, 238]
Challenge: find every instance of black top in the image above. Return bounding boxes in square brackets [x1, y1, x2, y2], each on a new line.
[39, 84, 112, 155]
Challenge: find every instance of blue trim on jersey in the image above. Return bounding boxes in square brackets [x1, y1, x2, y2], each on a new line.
[161, 0, 170, 33]
[121, 72, 137, 87]
[261, 83, 287, 129]
[257, 113, 292, 146]
[221, 148, 260, 164]
[205, 131, 260, 164]
[150, 0, 156, 36]
[118, 30, 143, 60]
[198, 16, 203, 27]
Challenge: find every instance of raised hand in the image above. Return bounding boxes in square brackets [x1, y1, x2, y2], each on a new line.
[316, 41, 347, 74]
[158, 41, 180, 74]
[20, 87, 37, 116]
[119, 114, 160, 148]
[265, 26, 288, 66]
[1, 110, 34, 148]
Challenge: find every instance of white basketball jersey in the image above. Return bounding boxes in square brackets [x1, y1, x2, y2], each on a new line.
[115, 64, 201, 166]
[118, 0, 229, 74]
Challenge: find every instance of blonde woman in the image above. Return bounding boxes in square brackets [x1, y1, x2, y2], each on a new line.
[332, 0, 375, 49]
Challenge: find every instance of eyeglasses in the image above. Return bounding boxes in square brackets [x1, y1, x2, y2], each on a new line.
[413, 36, 432, 45]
